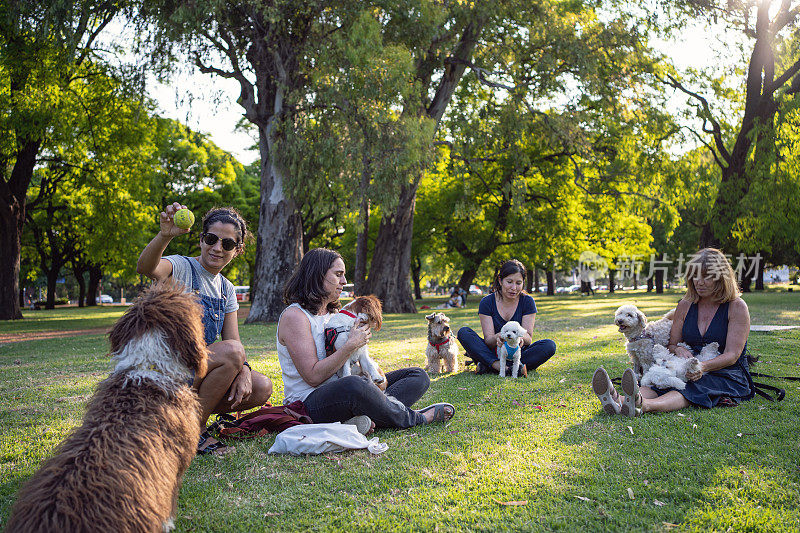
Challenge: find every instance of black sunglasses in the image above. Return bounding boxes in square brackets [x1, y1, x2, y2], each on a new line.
[201, 232, 240, 251]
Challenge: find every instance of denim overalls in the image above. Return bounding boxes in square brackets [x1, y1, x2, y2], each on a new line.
[184, 256, 229, 345]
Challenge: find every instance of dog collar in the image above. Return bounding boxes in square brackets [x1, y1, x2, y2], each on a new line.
[339, 309, 357, 319]
[429, 337, 450, 354]
[630, 332, 653, 342]
[503, 342, 520, 361]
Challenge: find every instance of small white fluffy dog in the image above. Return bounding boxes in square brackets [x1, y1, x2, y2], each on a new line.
[326, 295, 385, 385]
[614, 304, 675, 380]
[641, 342, 720, 390]
[497, 321, 526, 378]
[424, 312, 459, 373]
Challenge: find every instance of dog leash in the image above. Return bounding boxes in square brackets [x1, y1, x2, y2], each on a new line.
[749, 372, 800, 402]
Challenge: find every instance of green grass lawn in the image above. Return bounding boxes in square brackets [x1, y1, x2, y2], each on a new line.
[0, 305, 127, 335]
[2, 290, 799, 531]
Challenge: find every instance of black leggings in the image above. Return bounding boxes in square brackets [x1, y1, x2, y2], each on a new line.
[303, 368, 430, 429]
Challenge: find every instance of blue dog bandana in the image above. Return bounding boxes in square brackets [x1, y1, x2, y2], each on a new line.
[503, 342, 520, 361]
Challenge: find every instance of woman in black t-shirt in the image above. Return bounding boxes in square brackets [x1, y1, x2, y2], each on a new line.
[457, 260, 556, 375]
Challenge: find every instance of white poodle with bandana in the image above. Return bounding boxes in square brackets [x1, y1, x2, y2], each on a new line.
[497, 321, 526, 378]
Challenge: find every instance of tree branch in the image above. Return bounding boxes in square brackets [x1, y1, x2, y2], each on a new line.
[684, 125, 727, 170]
[770, 1, 799, 33]
[766, 57, 800, 94]
[75, 9, 117, 66]
[657, 73, 731, 164]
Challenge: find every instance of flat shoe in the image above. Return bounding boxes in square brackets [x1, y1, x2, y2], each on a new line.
[343, 415, 375, 435]
[591, 367, 620, 415]
[473, 362, 494, 375]
[620, 368, 642, 417]
[418, 402, 455, 424]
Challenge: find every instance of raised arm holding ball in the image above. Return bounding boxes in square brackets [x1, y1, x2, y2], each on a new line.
[137, 202, 272, 454]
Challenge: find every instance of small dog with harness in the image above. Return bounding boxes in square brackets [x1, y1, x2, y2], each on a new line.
[324, 295, 385, 386]
[614, 304, 675, 380]
[496, 320, 526, 378]
[6, 281, 208, 533]
[424, 312, 459, 373]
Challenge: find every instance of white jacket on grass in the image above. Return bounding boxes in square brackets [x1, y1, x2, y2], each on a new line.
[268, 423, 388, 455]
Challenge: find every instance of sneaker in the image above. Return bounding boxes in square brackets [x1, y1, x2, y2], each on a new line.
[343, 415, 374, 435]
[475, 362, 494, 375]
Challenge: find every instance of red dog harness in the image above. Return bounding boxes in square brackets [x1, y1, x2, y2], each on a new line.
[324, 309, 359, 355]
[429, 336, 451, 354]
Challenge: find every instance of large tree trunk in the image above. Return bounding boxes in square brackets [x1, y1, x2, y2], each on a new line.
[365, 17, 485, 313]
[246, 125, 303, 323]
[655, 269, 664, 294]
[0, 209, 23, 319]
[364, 183, 417, 313]
[755, 257, 765, 291]
[353, 172, 370, 296]
[45, 269, 58, 309]
[73, 267, 86, 307]
[457, 267, 479, 293]
[0, 139, 40, 320]
[546, 269, 555, 296]
[87, 265, 102, 307]
[608, 269, 616, 294]
[533, 266, 540, 293]
[411, 255, 422, 300]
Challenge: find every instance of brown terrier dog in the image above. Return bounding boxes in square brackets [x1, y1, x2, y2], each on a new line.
[6, 281, 209, 533]
[425, 312, 459, 373]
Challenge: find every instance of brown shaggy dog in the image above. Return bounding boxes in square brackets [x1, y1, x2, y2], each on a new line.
[6, 281, 209, 533]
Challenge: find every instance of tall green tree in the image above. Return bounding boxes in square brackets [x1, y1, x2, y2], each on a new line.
[0, 1, 124, 319]
[658, 0, 800, 249]
[23, 68, 157, 308]
[140, 1, 375, 321]
[361, 2, 488, 312]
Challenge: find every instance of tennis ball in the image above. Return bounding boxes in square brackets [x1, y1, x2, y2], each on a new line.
[173, 208, 195, 230]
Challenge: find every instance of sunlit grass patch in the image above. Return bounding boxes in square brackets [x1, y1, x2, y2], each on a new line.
[1, 291, 799, 531]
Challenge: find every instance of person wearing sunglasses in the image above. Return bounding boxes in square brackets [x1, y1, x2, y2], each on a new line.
[137, 202, 272, 454]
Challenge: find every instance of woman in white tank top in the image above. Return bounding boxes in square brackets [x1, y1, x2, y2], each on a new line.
[276, 248, 455, 428]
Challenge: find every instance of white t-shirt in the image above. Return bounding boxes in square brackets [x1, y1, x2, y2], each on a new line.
[165, 255, 239, 316]
[277, 303, 338, 404]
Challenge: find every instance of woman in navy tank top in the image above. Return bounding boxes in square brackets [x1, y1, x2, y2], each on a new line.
[593, 248, 753, 416]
